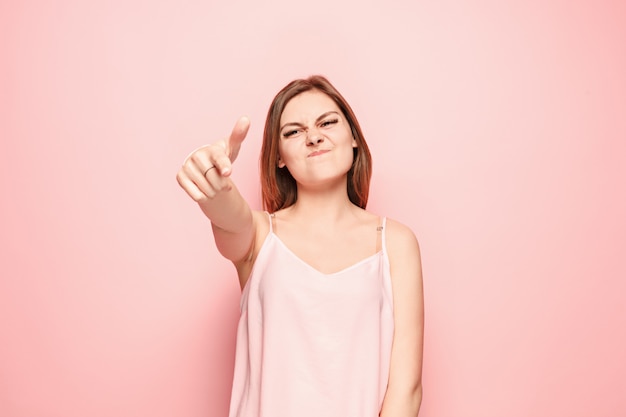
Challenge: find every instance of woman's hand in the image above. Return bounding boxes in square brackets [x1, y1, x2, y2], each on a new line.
[176, 116, 250, 202]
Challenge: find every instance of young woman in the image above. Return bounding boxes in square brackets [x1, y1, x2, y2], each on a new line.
[177, 76, 424, 417]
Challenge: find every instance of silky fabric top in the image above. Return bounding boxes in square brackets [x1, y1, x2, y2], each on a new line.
[228, 213, 394, 417]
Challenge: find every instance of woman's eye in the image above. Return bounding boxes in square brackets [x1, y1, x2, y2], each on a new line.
[283, 129, 300, 138]
[320, 119, 338, 128]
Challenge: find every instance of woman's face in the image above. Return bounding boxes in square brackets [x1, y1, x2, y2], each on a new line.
[277, 90, 357, 188]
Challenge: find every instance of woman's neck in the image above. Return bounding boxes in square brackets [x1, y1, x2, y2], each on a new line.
[285, 181, 359, 224]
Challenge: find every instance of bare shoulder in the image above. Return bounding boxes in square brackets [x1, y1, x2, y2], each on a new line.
[384, 218, 421, 258]
[251, 209, 270, 232]
[383, 217, 423, 288]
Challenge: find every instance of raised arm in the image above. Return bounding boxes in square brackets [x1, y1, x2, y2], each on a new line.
[380, 219, 424, 417]
[176, 117, 258, 268]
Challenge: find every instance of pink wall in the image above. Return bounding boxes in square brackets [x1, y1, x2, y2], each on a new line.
[2, 0, 625, 416]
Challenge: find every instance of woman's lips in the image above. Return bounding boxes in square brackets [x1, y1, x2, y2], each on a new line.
[308, 149, 330, 157]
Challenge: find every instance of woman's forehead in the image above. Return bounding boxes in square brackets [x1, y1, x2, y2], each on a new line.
[280, 90, 340, 123]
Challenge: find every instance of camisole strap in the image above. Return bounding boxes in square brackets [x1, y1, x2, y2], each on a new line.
[380, 217, 388, 254]
[376, 217, 387, 253]
[265, 211, 274, 233]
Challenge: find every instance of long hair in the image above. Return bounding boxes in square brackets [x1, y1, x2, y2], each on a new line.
[260, 75, 372, 212]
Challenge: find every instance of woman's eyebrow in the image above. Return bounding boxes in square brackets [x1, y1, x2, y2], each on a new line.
[280, 111, 340, 131]
[315, 111, 340, 122]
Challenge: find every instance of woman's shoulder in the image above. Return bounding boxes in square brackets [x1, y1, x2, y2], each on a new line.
[382, 217, 421, 255]
[357, 209, 420, 251]
[251, 210, 272, 233]
[381, 217, 423, 290]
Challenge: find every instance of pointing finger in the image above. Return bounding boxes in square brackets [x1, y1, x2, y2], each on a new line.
[224, 116, 250, 165]
[229, 116, 250, 146]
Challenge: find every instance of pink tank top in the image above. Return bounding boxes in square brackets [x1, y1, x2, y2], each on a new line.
[228, 213, 394, 417]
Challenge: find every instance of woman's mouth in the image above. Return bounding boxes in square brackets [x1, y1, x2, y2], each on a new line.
[308, 149, 330, 157]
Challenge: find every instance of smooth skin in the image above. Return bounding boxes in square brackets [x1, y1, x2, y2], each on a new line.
[176, 91, 424, 416]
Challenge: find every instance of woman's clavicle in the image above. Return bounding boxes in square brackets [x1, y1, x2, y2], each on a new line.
[270, 212, 383, 275]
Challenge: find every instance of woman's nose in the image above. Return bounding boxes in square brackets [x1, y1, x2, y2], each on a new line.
[306, 130, 324, 146]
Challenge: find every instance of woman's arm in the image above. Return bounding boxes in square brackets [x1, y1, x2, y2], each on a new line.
[380, 219, 425, 417]
[176, 117, 257, 266]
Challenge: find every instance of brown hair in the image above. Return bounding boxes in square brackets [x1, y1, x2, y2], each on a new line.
[260, 75, 372, 212]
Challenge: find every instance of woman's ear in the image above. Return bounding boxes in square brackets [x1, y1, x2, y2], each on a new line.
[277, 155, 285, 168]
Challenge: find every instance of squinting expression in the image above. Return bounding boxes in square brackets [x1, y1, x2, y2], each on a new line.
[277, 91, 357, 184]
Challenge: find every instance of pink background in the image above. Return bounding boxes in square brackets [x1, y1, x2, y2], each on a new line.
[1, 0, 625, 416]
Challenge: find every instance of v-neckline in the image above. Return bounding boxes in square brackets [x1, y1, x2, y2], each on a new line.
[270, 232, 382, 277]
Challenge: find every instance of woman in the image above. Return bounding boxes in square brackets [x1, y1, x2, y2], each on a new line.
[177, 75, 424, 417]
